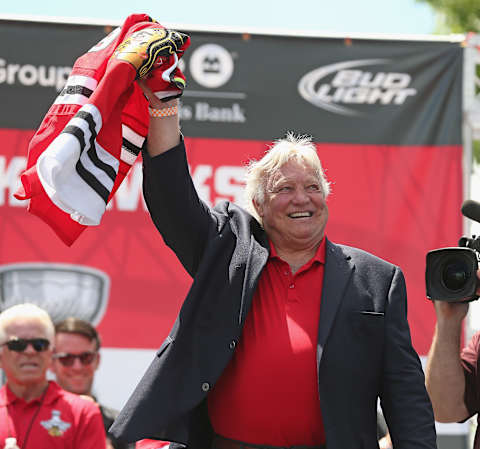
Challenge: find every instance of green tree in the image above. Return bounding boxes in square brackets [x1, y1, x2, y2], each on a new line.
[416, 0, 480, 161]
[416, 0, 480, 33]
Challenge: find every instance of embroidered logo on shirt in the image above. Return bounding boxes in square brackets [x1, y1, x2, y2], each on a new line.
[40, 410, 71, 436]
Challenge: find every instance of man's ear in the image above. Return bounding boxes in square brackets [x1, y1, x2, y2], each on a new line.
[253, 199, 263, 218]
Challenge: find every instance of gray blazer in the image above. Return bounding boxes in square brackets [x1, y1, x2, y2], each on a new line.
[111, 141, 437, 449]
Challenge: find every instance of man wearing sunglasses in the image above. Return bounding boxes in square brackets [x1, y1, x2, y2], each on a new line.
[51, 317, 129, 449]
[0, 303, 106, 448]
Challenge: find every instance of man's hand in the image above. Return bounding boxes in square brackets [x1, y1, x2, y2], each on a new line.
[113, 25, 190, 102]
[433, 299, 469, 326]
[140, 28, 190, 102]
[430, 269, 478, 325]
[430, 269, 480, 326]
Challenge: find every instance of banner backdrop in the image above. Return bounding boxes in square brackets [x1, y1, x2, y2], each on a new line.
[0, 18, 463, 363]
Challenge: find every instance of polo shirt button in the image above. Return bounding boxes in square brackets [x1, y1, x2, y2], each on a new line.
[229, 340, 236, 349]
[289, 284, 294, 289]
[201, 382, 210, 392]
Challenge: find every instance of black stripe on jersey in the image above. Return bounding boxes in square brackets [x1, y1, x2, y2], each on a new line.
[63, 125, 86, 149]
[59, 85, 94, 98]
[122, 137, 141, 157]
[62, 110, 116, 203]
[75, 160, 110, 203]
[76, 110, 116, 183]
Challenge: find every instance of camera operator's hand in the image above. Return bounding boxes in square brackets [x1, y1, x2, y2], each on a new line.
[432, 300, 469, 326]
[430, 269, 480, 325]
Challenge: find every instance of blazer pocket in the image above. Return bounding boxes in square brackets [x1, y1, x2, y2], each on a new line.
[352, 310, 385, 337]
[359, 310, 385, 317]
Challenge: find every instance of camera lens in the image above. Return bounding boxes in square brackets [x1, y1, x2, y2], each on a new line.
[426, 247, 479, 301]
[441, 260, 472, 291]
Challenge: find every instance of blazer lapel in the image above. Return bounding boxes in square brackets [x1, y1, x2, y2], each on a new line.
[238, 233, 269, 324]
[317, 239, 354, 364]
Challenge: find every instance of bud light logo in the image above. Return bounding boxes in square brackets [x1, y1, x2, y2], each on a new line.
[298, 59, 417, 116]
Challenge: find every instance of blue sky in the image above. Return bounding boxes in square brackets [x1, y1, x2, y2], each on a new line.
[0, 0, 438, 36]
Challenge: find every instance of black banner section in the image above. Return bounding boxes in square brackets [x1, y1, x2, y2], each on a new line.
[0, 18, 462, 145]
[0, 20, 105, 129]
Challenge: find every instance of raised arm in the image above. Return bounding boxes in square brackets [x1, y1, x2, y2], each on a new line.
[138, 81, 218, 276]
[425, 300, 470, 422]
[138, 80, 181, 157]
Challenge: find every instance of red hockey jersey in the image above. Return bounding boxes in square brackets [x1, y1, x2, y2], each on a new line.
[14, 13, 188, 246]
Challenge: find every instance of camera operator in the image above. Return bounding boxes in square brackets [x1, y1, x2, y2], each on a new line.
[425, 271, 480, 448]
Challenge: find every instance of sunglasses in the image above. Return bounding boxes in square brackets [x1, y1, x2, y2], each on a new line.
[2, 338, 50, 352]
[53, 351, 97, 367]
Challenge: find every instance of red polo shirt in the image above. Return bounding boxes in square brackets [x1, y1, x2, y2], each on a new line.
[0, 381, 106, 449]
[208, 237, 326, 446]
[461, 331, 480, 449]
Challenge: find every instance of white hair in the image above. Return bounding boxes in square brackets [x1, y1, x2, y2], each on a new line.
[0, 303, 55, 344]
[244, 132, 330, 223]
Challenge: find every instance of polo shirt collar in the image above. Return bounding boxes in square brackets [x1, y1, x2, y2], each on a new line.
[0, 380, 59, 406]
[268, 236, 326, 265]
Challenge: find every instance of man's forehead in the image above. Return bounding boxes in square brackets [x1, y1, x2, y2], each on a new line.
[268, 162, 317, 182]
[5, 318, 47, 337]
[55, 332, 96, 347]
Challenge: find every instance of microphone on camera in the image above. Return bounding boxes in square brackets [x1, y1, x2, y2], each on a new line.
[461, 200, 480, 223]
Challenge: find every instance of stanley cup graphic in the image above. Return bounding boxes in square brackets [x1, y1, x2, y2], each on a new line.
[0, 263, 110, 325]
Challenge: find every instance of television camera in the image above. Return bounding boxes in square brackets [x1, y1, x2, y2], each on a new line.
[426, 200, 480, 302]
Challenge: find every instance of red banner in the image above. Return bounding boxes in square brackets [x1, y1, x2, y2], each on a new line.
[0, 128, 462, 355]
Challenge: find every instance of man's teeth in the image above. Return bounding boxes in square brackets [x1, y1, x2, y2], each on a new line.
[289, 212, 312, 218]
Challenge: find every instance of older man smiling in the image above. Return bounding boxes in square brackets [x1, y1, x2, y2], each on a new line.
[111, 81, 437, 449]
